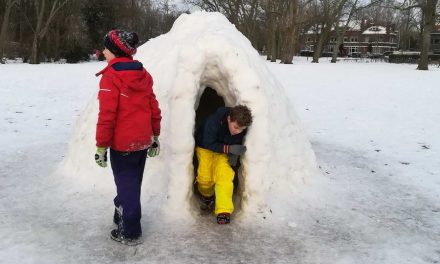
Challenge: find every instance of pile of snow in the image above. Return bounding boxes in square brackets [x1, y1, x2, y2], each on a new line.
[62, 12, 317, 222]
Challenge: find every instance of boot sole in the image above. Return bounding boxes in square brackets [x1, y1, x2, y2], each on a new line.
[110, 232, 143, 246]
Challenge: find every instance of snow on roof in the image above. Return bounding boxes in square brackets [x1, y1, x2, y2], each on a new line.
[305, 20, 362, 34]
[338, 20, 361, 31]
[363, 26, 388, 35]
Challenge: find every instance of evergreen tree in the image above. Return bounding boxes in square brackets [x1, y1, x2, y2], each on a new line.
[82, 0, 117, 50]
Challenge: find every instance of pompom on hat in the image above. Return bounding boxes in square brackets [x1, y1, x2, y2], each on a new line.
[104, 29, 139, 57]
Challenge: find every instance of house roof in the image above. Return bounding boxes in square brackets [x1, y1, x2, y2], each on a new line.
[362, 26, 388, 35]
[305, 20, 361, 34]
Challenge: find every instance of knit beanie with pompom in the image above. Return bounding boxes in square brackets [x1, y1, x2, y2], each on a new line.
[104, 29, 139, 57]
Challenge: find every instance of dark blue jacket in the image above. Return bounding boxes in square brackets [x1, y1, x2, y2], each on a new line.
[196, 107, 247, 153]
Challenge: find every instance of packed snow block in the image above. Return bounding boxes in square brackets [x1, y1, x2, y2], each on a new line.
[62, 11, 317, 223]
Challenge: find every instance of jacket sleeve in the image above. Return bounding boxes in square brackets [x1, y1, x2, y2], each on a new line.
[149, 91, 161, 136]
[96, 74, 119, 147]
[144, 71, 161, 136]
[201, 114, 229, 154]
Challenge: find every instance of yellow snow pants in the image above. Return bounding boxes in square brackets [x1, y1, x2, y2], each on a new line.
[196, 147, 235, 215]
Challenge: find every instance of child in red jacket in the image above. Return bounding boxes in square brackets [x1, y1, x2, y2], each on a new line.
[94, 29, 161, 246]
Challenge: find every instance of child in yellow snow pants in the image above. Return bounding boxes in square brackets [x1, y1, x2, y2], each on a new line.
[194, 105, 252, 224]
[196, 147, 235, 215]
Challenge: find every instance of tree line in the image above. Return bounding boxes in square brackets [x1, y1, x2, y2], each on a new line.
[185, 0, 439, 70]
[0, 0, 183, 64]
[1, 0, 439, 69]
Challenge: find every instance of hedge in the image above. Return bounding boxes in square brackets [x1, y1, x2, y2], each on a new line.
[388, 53, 440, 64]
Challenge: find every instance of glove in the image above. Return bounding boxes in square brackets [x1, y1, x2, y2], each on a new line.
[95, 147, 108, 167]
[228, 154, 239, 167]
[148, 136, 160, 157]
[228, 145, 246, 156]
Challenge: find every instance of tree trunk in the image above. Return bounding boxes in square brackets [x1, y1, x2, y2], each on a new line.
[331, 24, 341, 63]
[417, 0, 438, 70]
[401, 9, 412, 50]
[0, 0, 18, 60]
[268, 10, 277, 62]
[331, 0, 358, 63]
[280, 0, 298, 64]
[54, 18, 61, 61]
[312, 24, 330, 63]
[30, 0, 45, 64]
[266, 15, 273, 61]
[30, 34, 39, 64]
[19, 0, 28, 61]
[29, 0, 69, 64]
[270, 26, 277, 62]
[312, 0, 348, 63]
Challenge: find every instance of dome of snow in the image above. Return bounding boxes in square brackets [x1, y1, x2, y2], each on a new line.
[62, 11, 317, 223]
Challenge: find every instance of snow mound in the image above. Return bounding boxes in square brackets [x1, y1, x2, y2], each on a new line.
[62, 11, 317, 223]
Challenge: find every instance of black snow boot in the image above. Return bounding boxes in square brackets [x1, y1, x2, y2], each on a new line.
[217, 213, 231, 224]
[113, 207, 122, 226]
[110, 229, 143, 246]
[199, 195, 214, 212]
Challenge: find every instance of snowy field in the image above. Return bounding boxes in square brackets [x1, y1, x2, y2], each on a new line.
[1, 57, 439, 263]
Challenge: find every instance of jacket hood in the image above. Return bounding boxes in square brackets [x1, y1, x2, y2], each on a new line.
[96, 57, 152, 92]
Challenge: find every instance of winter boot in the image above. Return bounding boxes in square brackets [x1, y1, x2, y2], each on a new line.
[113, 207, 122, 226]
[199, 195, 214, 212]
[110, 229, 143, 246]
[217, 213, 231, 224]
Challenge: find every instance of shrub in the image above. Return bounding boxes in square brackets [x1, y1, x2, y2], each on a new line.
[62, 42, 90, 63]
[389, 53, 440, 64]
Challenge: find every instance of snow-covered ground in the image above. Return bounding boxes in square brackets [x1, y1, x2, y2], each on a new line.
[1, 57, 439, 263]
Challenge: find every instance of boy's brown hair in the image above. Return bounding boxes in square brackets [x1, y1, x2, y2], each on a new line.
[229, 105, 252, 127]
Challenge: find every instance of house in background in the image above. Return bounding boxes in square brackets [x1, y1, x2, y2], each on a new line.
[431, 24, 440, 54]
[362, 26, 398, 55]
[302, 20, 398, 57]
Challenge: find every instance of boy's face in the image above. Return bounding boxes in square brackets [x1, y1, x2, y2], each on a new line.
[102, 48, 115, 62]
[227, 116, 247, 135]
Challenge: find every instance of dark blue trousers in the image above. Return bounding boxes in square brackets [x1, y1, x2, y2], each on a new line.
[110, 148, 148, 238]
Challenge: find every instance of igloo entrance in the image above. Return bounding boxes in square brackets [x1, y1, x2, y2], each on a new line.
[192, 87, 243, 214]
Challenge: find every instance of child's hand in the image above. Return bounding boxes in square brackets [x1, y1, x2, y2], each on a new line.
[228, 154, 239, 167]
[95, 147, 108, 167]
[148, 136, 160, 157]
[228, 145, 246, 156]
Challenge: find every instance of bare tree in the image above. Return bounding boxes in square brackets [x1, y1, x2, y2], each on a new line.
[0, 0, 182, 62]
[28, 0, 69, 64]
[394, 0, 439, 69]
[185, 0, 262, 48]
[312, 0, 350, 63]
[329, 0, 386, 63]
[418, 0, 438, 70]
[0, 0, 20, 61]
[396, 0, 421, 50]
[261, 0, 280, 61]
[330, 0, 359, 63]
[238, 0, 261, 47]
[278, 0, 300, 63]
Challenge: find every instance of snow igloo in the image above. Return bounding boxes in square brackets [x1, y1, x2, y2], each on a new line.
[63, 12, 317, 223]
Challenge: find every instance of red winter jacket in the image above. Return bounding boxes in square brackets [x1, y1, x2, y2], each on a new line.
[95, 57, 161, 152]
